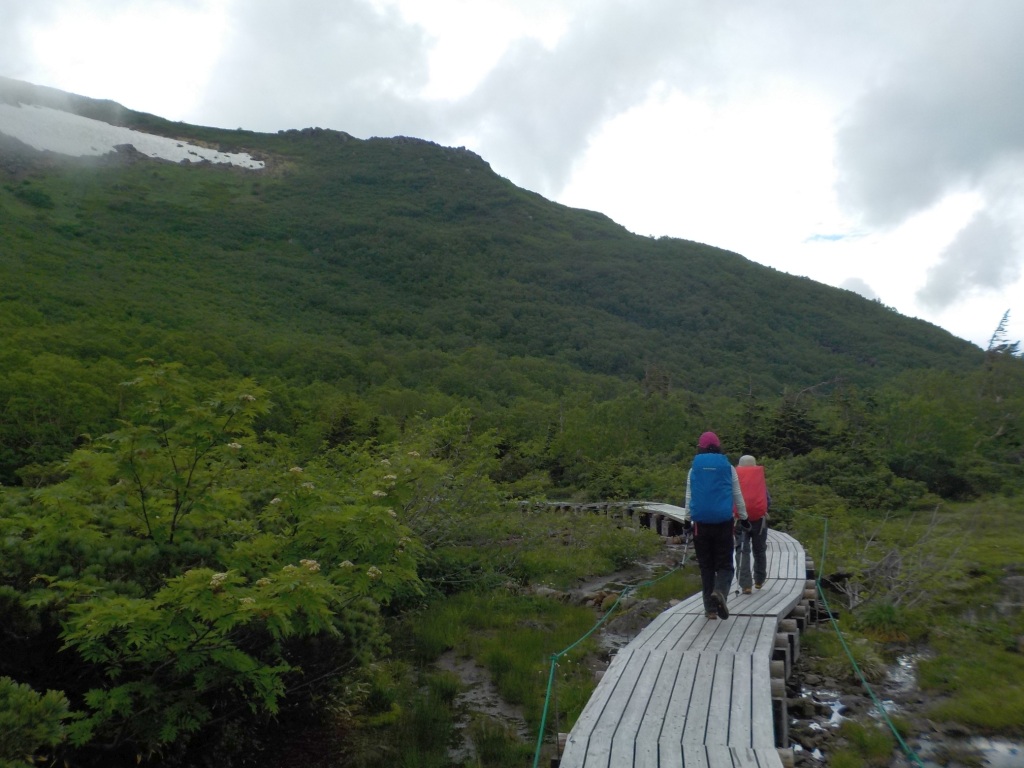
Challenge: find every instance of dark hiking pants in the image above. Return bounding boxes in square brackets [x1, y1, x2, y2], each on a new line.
[693, 520, 735, 613]
[734, 517, 768, 590]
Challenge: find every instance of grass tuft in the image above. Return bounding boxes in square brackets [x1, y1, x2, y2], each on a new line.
[838, 721, 895, 766]
[468, 717, 531, 767]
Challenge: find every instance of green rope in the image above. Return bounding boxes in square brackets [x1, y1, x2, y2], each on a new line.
[531, 557, 689, 768]
[790, 510, 924, 768]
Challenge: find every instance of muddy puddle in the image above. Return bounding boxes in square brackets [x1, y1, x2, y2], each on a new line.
[436, 650, 530, 762]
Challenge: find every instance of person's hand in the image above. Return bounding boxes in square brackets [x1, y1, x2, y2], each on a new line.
[682, 519, 692, 531]
[738, 518, 752, 532]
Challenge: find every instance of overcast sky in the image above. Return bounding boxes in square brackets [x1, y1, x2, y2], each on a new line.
[2, 0, 1022, 349]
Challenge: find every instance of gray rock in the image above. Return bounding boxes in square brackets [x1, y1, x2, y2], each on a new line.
[840, 694, 868, 710]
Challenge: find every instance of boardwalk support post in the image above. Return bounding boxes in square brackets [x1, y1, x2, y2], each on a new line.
[772, 696, 789, 749]
[773, 633, 792, 678]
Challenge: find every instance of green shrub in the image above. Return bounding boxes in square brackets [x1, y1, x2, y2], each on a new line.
[838, 721, 894, 766]
[425, 672, 462, 707]
[856, 603, 929, 642]
[468, 717, 531, 767]
[802, 629, 886, 684]
[0, 678, 70, 767]
[0, 365, 421, 763]
[829, 750, 864, 768]
[13, 185, 55, 209]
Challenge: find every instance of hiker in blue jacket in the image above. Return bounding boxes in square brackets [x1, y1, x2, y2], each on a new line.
[681, 431, 749, 620]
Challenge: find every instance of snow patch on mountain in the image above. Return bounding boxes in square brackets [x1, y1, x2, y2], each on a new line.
[0, 103, 264, 169]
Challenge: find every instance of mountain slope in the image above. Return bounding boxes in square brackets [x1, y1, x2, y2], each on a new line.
[0, 76, 981, 397]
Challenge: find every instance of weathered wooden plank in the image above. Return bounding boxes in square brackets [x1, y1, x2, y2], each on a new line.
[730, 747, 760, 768]
[681, 653, 719, 745]
[658, 652, 702, 747]
[690, 615, 738, 653]
[706, 654, 736, 745]
[752, 747, 787, 767]
[634, 650, 687, 768]
[560, 648, 636, 764]
[706, 745, 735, 768]
[661, 741, 685, 768]
[760, 581, 805, 618]
[656, 654, 701, 766]
[582, 651, 654, 768]
[672, 590, 708, 615]
[638, 611, 703, 653]
[750, 647, 776, 748]
[633, 607, 676, 642]
[609, 651, 670, 767]
[681, 744, 710, 768]
[765, 545, 780, 579]
[700, 616, 749, 654]
[728, 653, 753, 747]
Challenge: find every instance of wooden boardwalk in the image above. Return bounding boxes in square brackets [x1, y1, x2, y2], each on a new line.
[560, 526, 809, 768]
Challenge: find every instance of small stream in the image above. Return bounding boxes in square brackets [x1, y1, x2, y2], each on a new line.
[793, 652, 1024, 767]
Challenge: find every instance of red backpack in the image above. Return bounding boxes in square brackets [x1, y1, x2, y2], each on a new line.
[736, 465, 769, 520]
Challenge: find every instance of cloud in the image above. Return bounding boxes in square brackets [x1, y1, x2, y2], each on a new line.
[196, 0, 434, 137]
[0, 3, 50, 78]
[835, 2, 1024, 227]
[840, 277, 878, 301]
[917, 210, 1020, 309]
[446, 0, 720, 196]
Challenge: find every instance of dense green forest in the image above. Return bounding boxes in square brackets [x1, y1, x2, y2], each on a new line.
[2, 78, 1023, 767]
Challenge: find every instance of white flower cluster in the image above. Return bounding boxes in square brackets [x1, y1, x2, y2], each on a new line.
[269, 497, 282, 505]
[240, 394, 257, 402]
[227, 442, 243, 450]
[387, 509, 397, 519]
[283, 564, 298, 572]
[210, 572, 228, 588]
[255, 578, 273, 587]
[407, 451, 420, 458]
[372, 490, 387, 497]
[340, 560, 354, 569]
[289, 467, 303, 473]
[239, 597, 256, 605]
[383, 474, 397, 481]
[380, 459, 391, 466]
[367, 566, 382, 580]
[301, 482, 315, 489]
[300, 559, 320, 572]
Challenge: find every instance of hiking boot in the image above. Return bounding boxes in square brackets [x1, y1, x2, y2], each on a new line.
[711, 590, 729, 619]
[742, 587, 752, 595]
[755, 583, 764, 590]
[704, 612, 718, 620]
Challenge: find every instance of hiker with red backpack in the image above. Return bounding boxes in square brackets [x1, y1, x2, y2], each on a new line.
[734, 455, 771, 594]
[681, 432, 749, 620]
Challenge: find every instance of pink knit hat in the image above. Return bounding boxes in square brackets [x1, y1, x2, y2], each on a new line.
[698, 431, 720, 449]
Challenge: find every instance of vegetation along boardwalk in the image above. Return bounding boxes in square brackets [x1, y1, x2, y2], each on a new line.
[561, 513, 813, 768]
